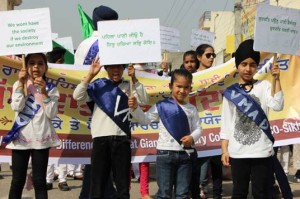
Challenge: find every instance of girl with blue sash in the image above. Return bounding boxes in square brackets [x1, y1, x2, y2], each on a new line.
[220, 39, 291, 199]
[129, 69, 202, 199]
[5, 53, 61, 199]
[73, 57, 148, 199]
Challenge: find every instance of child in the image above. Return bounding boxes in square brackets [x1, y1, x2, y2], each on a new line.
[128, 69, 202, 199]
[73, 57, 148, 199]
[220, 39, 286, 198]
[4, 53, 61, 198]
[181, 50, 199, 73]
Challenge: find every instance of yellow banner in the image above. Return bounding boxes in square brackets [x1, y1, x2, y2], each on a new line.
[1, 53, 300, 163]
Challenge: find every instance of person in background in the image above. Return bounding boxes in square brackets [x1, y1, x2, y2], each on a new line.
[157, 61, 171, 77]
[45, 47, 71, 191]
[129, 69, 202, 199]
[180, 50, 199, 73]
[5, 53, 61, 198]
[190, 44, 222, 199]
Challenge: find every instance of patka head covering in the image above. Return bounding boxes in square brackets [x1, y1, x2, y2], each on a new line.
[93, 5, 118, 30]
[235, 39, 260, 68]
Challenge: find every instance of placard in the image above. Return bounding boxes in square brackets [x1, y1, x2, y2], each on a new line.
[97, 18, 161, 65]
[190, 29, 215, 48]
[160, 26, 180, 52]
[0, 8, 52, 55]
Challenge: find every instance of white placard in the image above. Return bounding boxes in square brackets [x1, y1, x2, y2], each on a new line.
[54, 37, 74, 55]
[160, 26, 180, 52]
[97, 18, 161, 65]
[0, 8, 52, 56]
[190, 29, 215, 48]
[254, 4, 300, 55]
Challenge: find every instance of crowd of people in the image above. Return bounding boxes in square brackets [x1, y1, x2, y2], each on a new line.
[1, 4, 299, 199]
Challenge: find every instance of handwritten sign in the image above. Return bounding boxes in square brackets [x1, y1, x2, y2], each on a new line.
[190, 29, 215, 48]
[254, 4, 300, 55]
[160, 26, 180, 52]
[97, 18, 161, 65]
[0, 8, 52, 56]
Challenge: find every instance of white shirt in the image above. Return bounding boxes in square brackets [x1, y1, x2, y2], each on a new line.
[131, 102, 202, 151]
[73, 79, 148, 138]
[7, 81, 61, 149]
[220, 80, 284, 158]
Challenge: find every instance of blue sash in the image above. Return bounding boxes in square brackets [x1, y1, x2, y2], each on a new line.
[87, 78, 130, 136]
[83, 40, 98, 65]
[224, 83, 293, 199]
[156, 98, 190, 145]
[3, 83, 55, 144]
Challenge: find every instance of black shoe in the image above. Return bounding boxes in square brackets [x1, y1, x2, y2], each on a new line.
[295, 169, 300, 182]
[46, 183, 53, 190]
[58, 182, 71, 191]
[53, 174, 59, 181]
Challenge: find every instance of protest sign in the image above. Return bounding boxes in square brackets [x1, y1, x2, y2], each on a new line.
[0, 8, 52, 56]
[160, 26, 180, 52]
[254, 4, 300, 55]
[190, 29, 215, 48]
[97, 18, 161, 65]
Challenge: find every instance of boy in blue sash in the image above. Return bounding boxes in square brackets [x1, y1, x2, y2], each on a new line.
[128, 69, 202, 199]
[73, 57, 148, 199]
[5, 53, 61, 198]
[220, 39, 286, 198]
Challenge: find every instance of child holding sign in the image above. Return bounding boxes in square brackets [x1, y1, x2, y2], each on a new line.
[128, 69, 202, 199]
[4, 53, 61, 198]
[73, 58, 148, 199]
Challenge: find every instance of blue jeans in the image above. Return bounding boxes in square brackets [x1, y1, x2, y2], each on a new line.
[156, 150, 192, 199]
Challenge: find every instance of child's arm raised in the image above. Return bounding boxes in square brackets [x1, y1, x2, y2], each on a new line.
[84, 57, 103, 84]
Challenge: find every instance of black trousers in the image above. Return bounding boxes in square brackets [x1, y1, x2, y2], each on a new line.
[9, 148, 49, 199]
[90, 136, 131, 199]
[230, 157, 273, 199]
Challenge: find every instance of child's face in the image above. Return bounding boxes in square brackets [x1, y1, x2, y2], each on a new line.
[169, 76, 191, 105]
[197, 47, 215, 69]
[237, 57, 257, 83]
[27, 54, 47, 80]
[183, 55, 197, 73]
[106, 65, 124, 82]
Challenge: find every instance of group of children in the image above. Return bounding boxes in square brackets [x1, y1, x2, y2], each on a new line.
[2, 4, 292, 199]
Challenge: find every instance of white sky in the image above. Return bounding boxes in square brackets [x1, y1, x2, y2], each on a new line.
[16, 0, 234, 51]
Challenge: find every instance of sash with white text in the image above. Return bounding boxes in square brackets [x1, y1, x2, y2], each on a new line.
[87, 78, 130, 136]
[223, 83, 292, 198]
[223, 83, 274, 143]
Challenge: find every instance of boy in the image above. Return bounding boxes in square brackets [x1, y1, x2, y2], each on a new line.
[73, 57, 148, 199]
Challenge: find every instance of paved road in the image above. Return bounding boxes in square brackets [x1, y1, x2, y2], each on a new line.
[0, 163, 299, 199]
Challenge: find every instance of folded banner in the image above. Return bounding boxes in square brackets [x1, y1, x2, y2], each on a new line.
[0, 53, 300, 163]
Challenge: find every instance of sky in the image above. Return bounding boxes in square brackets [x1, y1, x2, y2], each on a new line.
[16, 0, 234, 51]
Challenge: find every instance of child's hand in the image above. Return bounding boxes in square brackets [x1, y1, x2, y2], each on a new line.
[34, 77, 47, 94]
[18, 68, 27, 84]
[271, 63, 280, 80]
[180, 135, 193, 147]
[221, 152, 230, 167]
[128, 96, 138, 109]
[128, 64, 138, 84]
[88, 57, 103, 78]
